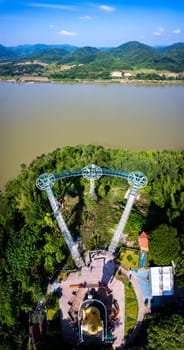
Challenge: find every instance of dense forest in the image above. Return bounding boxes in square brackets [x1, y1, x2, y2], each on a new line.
[0, 41, 184, 81]
[0, 145, 184, 349]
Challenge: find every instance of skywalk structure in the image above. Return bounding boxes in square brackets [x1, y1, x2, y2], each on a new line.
[36, 164, 147, 268]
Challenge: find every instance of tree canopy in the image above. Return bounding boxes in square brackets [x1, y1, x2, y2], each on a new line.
[0, 145, 184, 349]
[149, 224, 180, 266]
[147, 311, 184, 350]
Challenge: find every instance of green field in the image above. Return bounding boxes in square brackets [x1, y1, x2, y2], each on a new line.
[124, 277, 138, 336]
[117, 248, 140, 270]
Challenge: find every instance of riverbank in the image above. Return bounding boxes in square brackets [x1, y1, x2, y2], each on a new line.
[0, 76, 184, 86]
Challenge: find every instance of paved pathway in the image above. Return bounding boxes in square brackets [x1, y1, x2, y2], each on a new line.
[47, 251, 125, 348]
[47, 254, 150, 349]
[109, 275, 125, 348]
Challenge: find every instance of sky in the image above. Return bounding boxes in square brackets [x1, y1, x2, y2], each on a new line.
[0, 0, 184, 47]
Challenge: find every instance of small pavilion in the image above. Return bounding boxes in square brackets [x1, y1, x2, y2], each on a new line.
[138, 231, 149, 252]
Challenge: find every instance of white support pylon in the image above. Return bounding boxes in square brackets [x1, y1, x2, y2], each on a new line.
[89, 178, 95, 196]
[108, 192, 136, 253]
[45, 185, 85, 268]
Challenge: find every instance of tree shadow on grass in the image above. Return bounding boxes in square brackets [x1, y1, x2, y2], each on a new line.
[143, 201, 168, 233]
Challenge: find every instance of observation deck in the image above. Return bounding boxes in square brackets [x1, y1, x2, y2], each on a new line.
[36, 164, 147, 267]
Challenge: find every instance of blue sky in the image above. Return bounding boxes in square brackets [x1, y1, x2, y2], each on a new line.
[0, 1, 184, 47]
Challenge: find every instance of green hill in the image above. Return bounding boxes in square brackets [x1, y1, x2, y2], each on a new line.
[27, 48, 69, 63]
[60, 46, 99, 64]
[156, 42, 184, 72]
[0, 41, 184, 76]
[110, 41, 159, 69]
[0, 43, 78, 61]
[0, 44, 15, 60]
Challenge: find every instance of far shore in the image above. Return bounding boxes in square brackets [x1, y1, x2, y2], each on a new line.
[0, 76, 184, 86]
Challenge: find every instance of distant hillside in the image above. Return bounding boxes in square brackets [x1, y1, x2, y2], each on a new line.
[0, 44, 15, 60]
[0, 41, 184, 73]
[111, 41, 155, 57]
[110, 41, 158, 69]
[26, 48, 69, 63]
[156, 42, 184, 71]
[60, 46, 99, 64]
[0, 43, 78, 60]
[37, 41, 184, 71]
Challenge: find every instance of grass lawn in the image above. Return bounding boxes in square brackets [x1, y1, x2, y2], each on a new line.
[124, 278, 138, 336]
[117, 247, 140, 269]
[115, 269, 138, 337]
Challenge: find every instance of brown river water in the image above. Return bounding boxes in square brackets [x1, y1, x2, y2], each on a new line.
[0, 82, 184, 190]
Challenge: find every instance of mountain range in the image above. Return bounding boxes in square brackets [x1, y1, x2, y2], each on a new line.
[0, 41, 184, 72]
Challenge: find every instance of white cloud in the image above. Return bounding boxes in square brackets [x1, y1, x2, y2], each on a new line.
[57, 30, 78, 37]
[99, 5, 115, 12]
[153, 27, 165, 36]
[79, 15, 92, 20]
[172, 28, 181, 34]
[27, 2, 76, 10]
[49, 24, 54, 28]
[153, 27, 182, 38]
[159, 27, 164, 33]
[153, 31, 161, 36]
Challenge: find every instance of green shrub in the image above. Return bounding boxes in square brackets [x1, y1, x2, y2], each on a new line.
[127, 254, 133, 262]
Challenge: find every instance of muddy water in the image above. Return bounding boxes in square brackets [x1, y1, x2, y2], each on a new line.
[0, 82, 184, 189]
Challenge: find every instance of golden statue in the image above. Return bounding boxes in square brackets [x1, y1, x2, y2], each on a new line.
[81, 306, 103, 335]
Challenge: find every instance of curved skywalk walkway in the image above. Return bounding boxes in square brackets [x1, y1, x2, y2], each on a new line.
[36, 164, 147, 268]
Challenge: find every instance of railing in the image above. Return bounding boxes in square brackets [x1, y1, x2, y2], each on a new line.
[36, 164, 147, 266]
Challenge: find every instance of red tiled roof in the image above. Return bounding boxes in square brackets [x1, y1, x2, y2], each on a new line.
[138, 231, 149, 252]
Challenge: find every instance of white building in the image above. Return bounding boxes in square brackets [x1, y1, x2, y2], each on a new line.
[123, 72, 132, 77]
[111, 71, 122, 78]
[150, 266, 174, 296]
